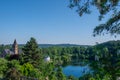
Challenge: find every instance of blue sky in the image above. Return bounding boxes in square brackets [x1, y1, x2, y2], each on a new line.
[0, 0, 120, 45]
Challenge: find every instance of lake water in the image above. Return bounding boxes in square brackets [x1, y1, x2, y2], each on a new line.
[62, 65, 90, 78]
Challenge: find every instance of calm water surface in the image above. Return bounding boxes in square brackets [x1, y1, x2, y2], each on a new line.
[62, 65, 90, 78]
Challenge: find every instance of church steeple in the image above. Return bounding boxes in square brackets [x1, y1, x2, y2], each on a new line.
[12, 39, 18, 54]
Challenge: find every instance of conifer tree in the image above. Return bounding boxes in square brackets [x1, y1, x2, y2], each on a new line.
[22, 37, 42, 68]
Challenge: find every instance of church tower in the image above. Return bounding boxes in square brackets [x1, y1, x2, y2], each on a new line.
[12, 39, 18, 54]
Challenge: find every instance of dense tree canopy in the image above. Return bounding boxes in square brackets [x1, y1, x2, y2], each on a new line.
[1, 37, 120, 79]
[69, 0, 120, 36]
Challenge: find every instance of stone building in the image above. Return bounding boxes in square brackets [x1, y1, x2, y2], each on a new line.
[1, 39, 21, 57]
[12, 39, 18, 55]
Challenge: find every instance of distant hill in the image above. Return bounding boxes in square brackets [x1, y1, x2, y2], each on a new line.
[8, 40, 120, 48]
[18, 44, 90, 48]
[95, 40, 120, 48]
[38, 44, 90, 48]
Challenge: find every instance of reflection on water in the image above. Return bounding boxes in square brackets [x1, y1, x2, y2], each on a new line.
[62, 62, 91, 78]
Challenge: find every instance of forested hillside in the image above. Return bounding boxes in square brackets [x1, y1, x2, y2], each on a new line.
[0, 39, 120, 80]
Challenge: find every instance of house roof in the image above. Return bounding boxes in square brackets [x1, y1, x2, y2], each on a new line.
[4, 49, 14, 55]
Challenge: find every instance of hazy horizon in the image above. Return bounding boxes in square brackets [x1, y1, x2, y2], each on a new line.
[2, 39, 120, 46]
